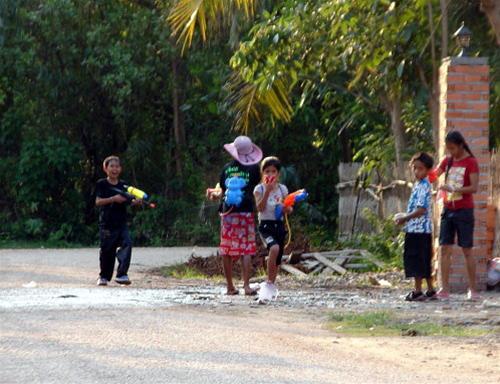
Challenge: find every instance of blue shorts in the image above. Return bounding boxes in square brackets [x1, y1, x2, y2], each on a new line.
[439, 208, 474, 248]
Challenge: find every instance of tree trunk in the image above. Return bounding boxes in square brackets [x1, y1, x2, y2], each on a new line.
[481, 0, 500, 45]
[389, 97, 406, 177]
[440, 0, 449, 58]
[429, 93, 440, 153]
[171, 54, 186, 177]
[339, 128, 352, 163]
[428, 1, 440, 153]
[229, 8, 240, 50]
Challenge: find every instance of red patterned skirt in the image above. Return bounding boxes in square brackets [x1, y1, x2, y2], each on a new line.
[219, 212, 256, 259]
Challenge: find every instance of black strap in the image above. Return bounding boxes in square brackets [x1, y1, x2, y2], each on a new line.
[445, 156, 453, 182]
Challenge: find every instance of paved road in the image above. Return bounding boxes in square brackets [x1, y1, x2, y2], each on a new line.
[0, 247, 216, 288]
[0, 248, 499, 384]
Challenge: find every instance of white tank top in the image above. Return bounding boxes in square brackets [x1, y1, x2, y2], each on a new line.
[253, 183, 288, 221]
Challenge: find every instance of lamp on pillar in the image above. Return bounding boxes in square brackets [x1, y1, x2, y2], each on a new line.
[452, 22, 472, 57]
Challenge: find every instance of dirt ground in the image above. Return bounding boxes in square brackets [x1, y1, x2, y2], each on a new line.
[0, 247, 499, 384]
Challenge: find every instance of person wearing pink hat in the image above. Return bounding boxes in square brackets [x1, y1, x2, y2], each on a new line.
[206, 136, 262, 295]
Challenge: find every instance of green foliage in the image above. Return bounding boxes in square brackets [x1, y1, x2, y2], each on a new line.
[160, 263, 221, 280]
[0, 0, 232, 245]
[227, 0, 498, 166]
[343, 209, 404, 268]
[0, 0, 497, 247]
[328, 310, 492, 337]
[5, 135, 87, 241]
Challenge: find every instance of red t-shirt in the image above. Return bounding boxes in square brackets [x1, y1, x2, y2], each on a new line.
[438, 156, 479, 210]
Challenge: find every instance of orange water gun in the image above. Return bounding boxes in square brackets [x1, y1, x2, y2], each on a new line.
[275, 189, 308, 219]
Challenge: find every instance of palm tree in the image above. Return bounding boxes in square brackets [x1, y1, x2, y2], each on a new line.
[168, 0, 258, 53]
[167, 0, 292, 133]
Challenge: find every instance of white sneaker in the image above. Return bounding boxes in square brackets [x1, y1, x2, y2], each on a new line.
[466, 290, 481, 301]
[97, 277, 108, 286]
[258, 282, 279, 303]
[115, 275, 131, 285]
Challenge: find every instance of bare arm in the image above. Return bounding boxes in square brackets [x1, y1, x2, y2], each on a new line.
[254, 188, 271, 212]
[396, 207, 426, 225]
[406, 207, 427, 220]
[457, 172, 478, 194]
[96, 195, 127, 207]
[440, 172, 479, 194]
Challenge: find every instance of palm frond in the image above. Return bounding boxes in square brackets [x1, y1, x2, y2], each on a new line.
[167, 0, 257, 53]
[225, 73, 293, 134]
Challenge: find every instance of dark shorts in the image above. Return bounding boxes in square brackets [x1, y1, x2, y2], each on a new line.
[258, 220, 287, 265]
[404, 233, 433, 278]
[439, 208, 474, 248]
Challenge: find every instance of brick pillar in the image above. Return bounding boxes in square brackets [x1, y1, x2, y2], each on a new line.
[438, 57, 490, 292]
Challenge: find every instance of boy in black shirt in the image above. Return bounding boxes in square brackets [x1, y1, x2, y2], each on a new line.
[95, 156, 138, 286]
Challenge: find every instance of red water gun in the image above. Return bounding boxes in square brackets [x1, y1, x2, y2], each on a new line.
[428, 168, 439, 183]
[427, 168, 449, 202]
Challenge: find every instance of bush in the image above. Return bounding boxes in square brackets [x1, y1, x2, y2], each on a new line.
[131, 195, 219, 246]
[343, 208, 404, 268]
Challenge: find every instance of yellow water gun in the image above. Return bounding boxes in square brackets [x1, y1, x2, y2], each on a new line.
[112, 185, 156, 208]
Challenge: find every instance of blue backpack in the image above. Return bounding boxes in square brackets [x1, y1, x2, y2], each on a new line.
[224, 177, 247, 207]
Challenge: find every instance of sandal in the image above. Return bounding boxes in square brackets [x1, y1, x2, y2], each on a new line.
[226, 288, 239, 296]
[244, 289, 258, 296]
[425, 289, 437, 300]
[405, 291, 426, 302]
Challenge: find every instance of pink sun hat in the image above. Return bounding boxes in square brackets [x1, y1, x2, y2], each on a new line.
[224, 136, 263, 165]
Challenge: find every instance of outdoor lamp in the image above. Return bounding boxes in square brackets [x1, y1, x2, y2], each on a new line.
[452, 22, 472, 57]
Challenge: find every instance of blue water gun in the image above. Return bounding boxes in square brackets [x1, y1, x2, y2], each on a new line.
[275, 189, 308, 219]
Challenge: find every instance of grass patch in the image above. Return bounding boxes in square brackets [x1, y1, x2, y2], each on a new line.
[0, 239, 88, 249]
[160, 263, 224, 281]
[328, 310, 492, 337]
[254, 267, 268, 279]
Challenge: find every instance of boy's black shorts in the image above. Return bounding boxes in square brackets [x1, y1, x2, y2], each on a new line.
[258, 220, 287, 265]
[404, 233, 432, 279]
[439, 208, 474, 248]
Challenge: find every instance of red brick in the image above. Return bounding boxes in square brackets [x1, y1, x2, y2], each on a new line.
[470, 137, 489, 146]
[479, 165, 490, 174]
[445, 93, 483, 101]
[473, 155, 491, 164]
[474, 240, 491, 248]
[448, 84, 490, 92]
[448, 120, 489, 129]
[454, 128, 483, 138]
[449, 65, 489, 73]
[464, 75, 489, 82]
[446, 74, 466, 82]
[447, 102, 489, 111]
[475, 211, 488, 220]
[472, 102, 489, 111]
[446, 111, 488, 119]
[474, 193, 490, 203]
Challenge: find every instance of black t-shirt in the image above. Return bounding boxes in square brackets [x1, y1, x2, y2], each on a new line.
[219, 161, 260, 213]
[95, 178, 129, 228]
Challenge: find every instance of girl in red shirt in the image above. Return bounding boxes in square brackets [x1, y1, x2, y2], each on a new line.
[433, 131, 480, 301]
